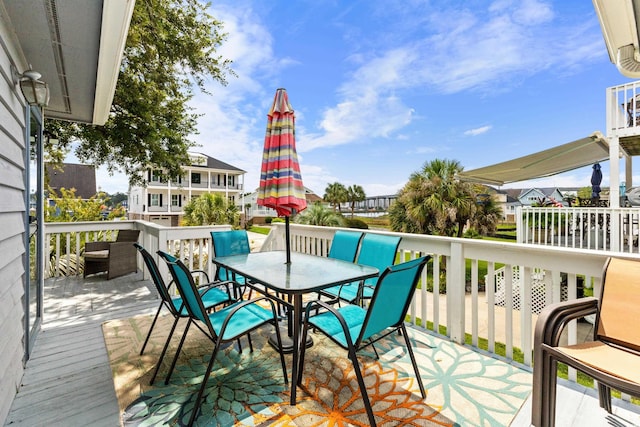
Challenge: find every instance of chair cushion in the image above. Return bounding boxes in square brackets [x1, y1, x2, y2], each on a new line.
[171, 287, 232, 315]
[84, 250, 110, 259]
[559, 341, 640, 384]
[309, 304, 366, 347]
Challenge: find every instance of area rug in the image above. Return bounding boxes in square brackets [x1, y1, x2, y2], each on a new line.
[103, 314, 531, 426]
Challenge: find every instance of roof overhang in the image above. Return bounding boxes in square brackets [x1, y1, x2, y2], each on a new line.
[593, 0, 640, 78]
[3, 0, 134, 125]
[456, 132, 610, 186]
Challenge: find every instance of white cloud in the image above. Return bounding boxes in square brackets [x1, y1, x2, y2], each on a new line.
[464, 125, 492, 136]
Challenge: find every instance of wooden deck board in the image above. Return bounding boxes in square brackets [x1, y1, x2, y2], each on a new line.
[6, 273, 640, 427]
[5, 274, 157, 427]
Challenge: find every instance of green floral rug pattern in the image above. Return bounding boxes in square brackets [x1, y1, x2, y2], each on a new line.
[102, 314, 530, 426]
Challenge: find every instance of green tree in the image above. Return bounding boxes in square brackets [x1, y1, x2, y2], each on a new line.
[469, 192, 503, 236]
[182, 193, 239, 226]
[106, 192, 128, 209]
[46, 188, 107, 222]
[389, 159, 476, 237]
[346, 184, 366, 217]
[323, 182, 348, 212]
[294, 202, 344, 227]
[46, 0, 233, 186]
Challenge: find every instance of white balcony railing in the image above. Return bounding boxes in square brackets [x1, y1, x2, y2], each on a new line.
[516, 206, 640, 253]
[607, 80, 640, 137]
[44, 220, 638, 397]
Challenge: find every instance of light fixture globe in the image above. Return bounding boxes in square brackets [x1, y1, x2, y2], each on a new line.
[15, 67, 49, 107]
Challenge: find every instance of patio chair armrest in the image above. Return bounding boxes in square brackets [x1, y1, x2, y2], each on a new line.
[190, 269, 211, 283]
[200, 280, 236, 301]
[303, 299, 356, 348]
[84, 241, 110, 253]
[534, 297, 598, 347]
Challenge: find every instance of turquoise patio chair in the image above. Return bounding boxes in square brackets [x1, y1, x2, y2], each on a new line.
[134, 244, 235, 385]
[298, 256, 430, 427]
[321, 233, 401, 305]
[158, 250, 288, 427]
[328, 230, 363, 262]
[211, 230, 251, 284]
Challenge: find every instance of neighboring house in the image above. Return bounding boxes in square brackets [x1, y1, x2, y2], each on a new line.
[45, 163, 97, 199]
[128, 152, 246, 226]
[0, 2, 133, 424]
[515, 187, 565, 207]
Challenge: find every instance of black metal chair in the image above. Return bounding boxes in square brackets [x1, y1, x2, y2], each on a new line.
[158, 250, 288, 427]
[532, 257, 640, 426]
[298, 256, 430, 427]
[134, 244, 235, 384]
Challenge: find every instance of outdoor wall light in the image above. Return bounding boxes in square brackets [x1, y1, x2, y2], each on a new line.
[13, 66, 50, 107]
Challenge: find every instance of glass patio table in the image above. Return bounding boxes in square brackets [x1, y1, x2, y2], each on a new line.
[212, 250, 379, 404]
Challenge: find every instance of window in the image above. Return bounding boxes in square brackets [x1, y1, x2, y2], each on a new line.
[171, 194, 181, 207]
[150, 194, 161, 206]
[191, 173, 201, 184]
[150, 170, 164, 183]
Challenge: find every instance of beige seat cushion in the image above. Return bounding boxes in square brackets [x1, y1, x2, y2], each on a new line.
[84, 250, 110, 259]
[559, 341, 640, 384]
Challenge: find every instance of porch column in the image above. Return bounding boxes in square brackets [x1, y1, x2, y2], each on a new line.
[447, 242, 465, 344]
[626, 155, 633, 193]
[609, 136, 620, 208]
[609, 136, 621, 251]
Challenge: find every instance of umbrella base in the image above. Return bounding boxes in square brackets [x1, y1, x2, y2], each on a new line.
[268, 324, 314, 354]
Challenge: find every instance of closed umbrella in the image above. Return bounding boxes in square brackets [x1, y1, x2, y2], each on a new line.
[591, 163, 603, 199]
[257, 88, 307, 264]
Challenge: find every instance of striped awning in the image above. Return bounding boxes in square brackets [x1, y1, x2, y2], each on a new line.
[257, 88, 307, 217]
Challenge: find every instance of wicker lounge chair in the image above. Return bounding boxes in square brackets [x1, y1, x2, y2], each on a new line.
[83, 229, 140, 279]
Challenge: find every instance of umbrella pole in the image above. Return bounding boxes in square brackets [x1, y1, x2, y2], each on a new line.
[285, 216, 291, 264]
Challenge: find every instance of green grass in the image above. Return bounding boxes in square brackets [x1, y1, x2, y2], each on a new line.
[248, 226, 271, 235]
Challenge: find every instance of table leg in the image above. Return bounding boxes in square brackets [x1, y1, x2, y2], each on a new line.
[290, 294, 302, 405]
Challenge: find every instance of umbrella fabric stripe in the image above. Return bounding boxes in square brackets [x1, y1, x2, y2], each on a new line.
[257, 88, 307, 219]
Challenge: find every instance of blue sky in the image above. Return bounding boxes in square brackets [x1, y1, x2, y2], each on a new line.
[96, 0, 633, 197]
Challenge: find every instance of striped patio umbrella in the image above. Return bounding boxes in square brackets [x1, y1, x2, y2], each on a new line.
[257, 88, 307, 263]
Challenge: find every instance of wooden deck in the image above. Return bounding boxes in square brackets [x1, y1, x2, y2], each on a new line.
[5, 272, 158, 426]
[4, 271, 640, 426]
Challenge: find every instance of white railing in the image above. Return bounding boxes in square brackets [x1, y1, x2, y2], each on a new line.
[264, 223, 621, 374]
[517, 206, 640, 253]
[45, 220, 639, 395]
[44, 220, 232, 281]
[607, 80, 640, 137]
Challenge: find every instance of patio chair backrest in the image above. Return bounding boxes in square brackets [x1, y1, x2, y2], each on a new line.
[134, 244, 181, 316]
[356, 233, 402, 285]
[328, 230, 363, 262]
[158, 251, 210, 326]
[116, 229, 140, 243]
[359, 256, 429, 342]
[211, 230, 251, 281]
[596, 257, 640, 351]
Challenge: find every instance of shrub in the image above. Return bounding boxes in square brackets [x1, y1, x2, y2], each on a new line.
[265, 216, 273, 224]
[271, 217, 285, 223]
[344, 218, 368, 229]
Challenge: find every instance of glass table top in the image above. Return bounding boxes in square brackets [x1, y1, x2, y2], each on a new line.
[212, 251, 378, 294]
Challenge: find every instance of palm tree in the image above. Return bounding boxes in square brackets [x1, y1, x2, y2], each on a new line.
[389, 158, 476, 237]
[294, 202, 344, 226]
[470, 191, 503, 236]
[323, 182, 347, 212]
[182, 193, 240, 226]
[346, 185, 366, 217]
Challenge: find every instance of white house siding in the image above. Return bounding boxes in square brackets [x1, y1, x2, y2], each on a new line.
[0, 16, 30, 424]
